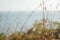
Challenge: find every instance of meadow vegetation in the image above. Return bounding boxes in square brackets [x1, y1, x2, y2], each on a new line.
[0, 19, 60, 40]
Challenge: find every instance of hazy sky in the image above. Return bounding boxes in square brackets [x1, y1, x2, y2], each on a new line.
[0, 0, 60, 33]
[0, 0, 60, 11]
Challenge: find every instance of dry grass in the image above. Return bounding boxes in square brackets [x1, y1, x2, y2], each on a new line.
[2, 20, 59, 40]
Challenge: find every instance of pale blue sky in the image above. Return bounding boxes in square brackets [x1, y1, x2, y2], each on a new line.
[0, 0, 60, 11]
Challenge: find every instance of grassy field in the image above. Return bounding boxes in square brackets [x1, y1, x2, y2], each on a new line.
[0, 19, 60, 40]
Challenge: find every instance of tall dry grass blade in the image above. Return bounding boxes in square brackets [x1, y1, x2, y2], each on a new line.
[7, 14, 20, 34]
[20, 6, 40, 31]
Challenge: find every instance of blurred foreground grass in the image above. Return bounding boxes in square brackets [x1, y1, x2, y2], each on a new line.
[0, 20, 60, 40]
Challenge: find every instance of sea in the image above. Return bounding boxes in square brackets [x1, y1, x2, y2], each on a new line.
[0, 11, 60, 34]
